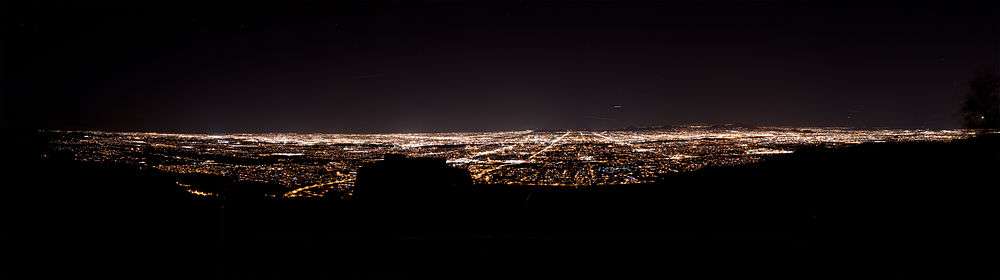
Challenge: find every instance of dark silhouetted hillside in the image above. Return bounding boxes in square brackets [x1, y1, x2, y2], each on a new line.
[7, 132, 999, 279]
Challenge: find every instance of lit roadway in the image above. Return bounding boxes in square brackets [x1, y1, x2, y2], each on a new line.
[475, 131, 573, 181]
[284, 179, 351, 198]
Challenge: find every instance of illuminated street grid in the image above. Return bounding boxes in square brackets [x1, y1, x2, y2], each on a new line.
[41, 127, 976, 198]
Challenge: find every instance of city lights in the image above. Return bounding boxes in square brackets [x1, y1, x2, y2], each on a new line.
[41, 127, 977, 198]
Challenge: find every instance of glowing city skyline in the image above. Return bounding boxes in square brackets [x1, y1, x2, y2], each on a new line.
[42, 127, 979, 198]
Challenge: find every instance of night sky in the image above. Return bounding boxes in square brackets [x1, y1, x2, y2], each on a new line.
[6, 1, 1000, 132]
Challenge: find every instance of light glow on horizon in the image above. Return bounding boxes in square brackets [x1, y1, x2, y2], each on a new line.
[42, 127, 979, 198]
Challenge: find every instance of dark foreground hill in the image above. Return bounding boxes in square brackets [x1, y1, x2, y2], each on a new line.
[5, 134, 999, 279]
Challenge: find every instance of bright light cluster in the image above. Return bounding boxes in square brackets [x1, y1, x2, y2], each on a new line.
[41, 127, 977, 198]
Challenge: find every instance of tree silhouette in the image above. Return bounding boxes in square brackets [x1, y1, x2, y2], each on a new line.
[961, 65, 1000, 128]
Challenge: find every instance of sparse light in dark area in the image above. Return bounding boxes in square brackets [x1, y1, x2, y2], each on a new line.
[5, 1, 1000, 279]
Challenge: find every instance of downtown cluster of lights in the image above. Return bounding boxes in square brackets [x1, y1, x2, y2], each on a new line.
[41, 127, 977, 199]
